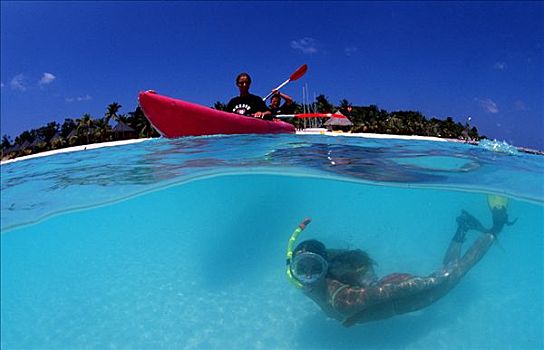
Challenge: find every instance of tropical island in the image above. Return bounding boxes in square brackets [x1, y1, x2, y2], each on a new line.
[1, 94, 485, 162]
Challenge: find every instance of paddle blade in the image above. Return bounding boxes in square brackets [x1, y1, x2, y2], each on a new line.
[295, 113, 335, 118]
[274, 113, 332, 119]
[289, 64, 308, 81]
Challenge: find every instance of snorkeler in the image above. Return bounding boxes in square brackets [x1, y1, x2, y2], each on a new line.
[286, 195, 516, 327]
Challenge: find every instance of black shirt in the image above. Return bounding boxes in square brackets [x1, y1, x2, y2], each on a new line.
[226, 94, 269, 116]
[270, 103, 295, 115]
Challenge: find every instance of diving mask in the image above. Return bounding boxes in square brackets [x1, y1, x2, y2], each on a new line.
[290, 251, 328, 286]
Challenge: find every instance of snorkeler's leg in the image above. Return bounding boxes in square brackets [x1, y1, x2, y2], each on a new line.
[457, 205, 516, 274]
[443, 210, 476, 265]
[443, 210, 489, 266]
[455, 197, 517, 275]
[442, 227, 465, 266]
[456, 232, 495, 275]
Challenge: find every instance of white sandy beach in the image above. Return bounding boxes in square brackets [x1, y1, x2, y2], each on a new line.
[297, 129, 449, 142]
[0, 138, 152, 165]
[0, 132, 471, 166]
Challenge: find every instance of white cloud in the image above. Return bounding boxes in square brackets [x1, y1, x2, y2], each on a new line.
[493, 62, 507, 70]
[65, 95, 92, 103]
[10, 74, 27, 91]
[39, 72, 56, 85]
[290, 37, 318, 54]
[476, 98, 499, 114]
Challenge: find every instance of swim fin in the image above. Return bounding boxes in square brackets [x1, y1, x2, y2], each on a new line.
[456, 210, 487, 234]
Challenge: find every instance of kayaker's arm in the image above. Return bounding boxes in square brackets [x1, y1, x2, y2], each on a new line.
[254, 110, 272, 119]
[271, 90, 293, 105]
[253, 97, 272, 119]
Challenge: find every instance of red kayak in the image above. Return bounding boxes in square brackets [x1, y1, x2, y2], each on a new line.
[138, 91, 295, 138]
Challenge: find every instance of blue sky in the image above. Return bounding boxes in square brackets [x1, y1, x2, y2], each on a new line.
[1, 1, 543, 149]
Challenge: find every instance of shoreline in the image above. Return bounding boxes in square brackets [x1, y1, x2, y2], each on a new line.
[298, 129, 544, 154]
[296, 129, 449, 142]
[0, 138, 152, 165]
[1, 132, 541, 166]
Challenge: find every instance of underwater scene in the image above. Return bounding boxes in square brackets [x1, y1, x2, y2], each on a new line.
[1, 134, 543, 349]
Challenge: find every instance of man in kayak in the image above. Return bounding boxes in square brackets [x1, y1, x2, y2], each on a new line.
[286, 195, 516, 327]
[268, 90, 294, 116]
[227, 73, 271, 119]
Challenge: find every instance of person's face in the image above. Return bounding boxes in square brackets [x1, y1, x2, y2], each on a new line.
[270, 96, 280, 109]
[237, 76, 250, 94]
[293, 253, 327, 280]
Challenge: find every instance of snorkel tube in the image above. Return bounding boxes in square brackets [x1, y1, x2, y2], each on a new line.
[286, 218, 312, 289]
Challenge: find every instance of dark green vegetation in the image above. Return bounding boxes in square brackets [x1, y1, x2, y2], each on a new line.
[2, 95, 483, 161]
[1, 103, 160, 160]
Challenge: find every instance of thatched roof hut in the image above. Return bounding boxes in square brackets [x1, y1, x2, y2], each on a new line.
[67, 129, 78, 139]
[324, 111, 353, 129]
[110, 121, 137, 140]
[50, 131, 63, 143]
[29, 136, 47, 149]
[111, 121, 135, 133]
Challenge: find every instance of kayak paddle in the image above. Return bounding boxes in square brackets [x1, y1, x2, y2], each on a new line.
[274, 113, 345, 119]
[263, 64, 308, 101]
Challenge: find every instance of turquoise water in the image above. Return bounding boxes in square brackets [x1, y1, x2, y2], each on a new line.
[1, 134, 543, 349]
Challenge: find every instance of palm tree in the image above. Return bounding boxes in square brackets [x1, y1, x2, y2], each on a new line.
[129, 107, 159, 138]
[117, 113, 129, 123]
[36, 122, 59, 141]
[339, 99, 351, 110]
[76, 114, 93, 144]
[50, 135, 65, 150]
[105, 102, 122, 125]
[14, 130, 34, 148]
[93, 118, 111, 142]
[1, 135, 12, 158]
[61, 118, 77, 137]
[68, 130, 79, 146]
[315, 94, 334, 113]
[1, 134, 12, 149]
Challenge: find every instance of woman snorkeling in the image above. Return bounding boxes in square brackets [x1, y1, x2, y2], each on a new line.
[286, 195, 516, 327]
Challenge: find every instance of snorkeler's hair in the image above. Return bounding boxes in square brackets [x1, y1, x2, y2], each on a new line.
[330, 249, 375, 269]
[293, 239, 328, 260]
[328, 249, 375, 286]
[236, 72, 252, 84]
